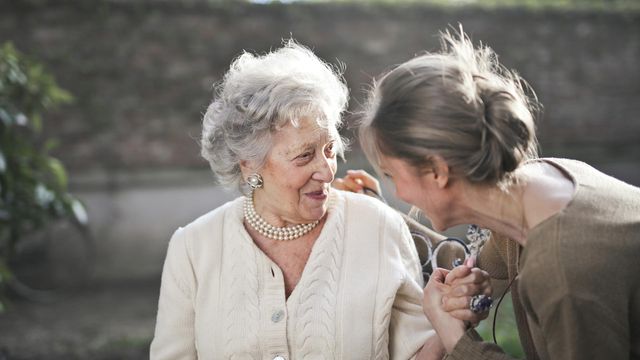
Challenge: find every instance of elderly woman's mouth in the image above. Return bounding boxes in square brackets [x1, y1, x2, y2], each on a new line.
[305, 190, 328, 201]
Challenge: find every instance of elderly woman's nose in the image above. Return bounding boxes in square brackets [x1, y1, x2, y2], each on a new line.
[312, 155, 335, 183]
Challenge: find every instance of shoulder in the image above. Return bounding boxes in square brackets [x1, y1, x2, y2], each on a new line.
[181, 197, 243, 235]
[336, 190, 420, 266]
[169, 196, 244, 254]
[338, 190, 405, 225]
[536, 158, 640, 194]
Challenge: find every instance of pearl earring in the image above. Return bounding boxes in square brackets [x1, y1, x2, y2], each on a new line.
[246, 173, 263, 190]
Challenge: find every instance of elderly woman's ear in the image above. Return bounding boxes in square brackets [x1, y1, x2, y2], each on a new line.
[239, 159, 257, 179]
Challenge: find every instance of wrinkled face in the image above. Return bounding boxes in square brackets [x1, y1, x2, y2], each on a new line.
[378, 155, 453, 231]
[251, 117, 338, 225]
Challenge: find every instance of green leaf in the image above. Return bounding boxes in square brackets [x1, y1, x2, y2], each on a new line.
[0, 260, 11, 280]
[0, 108, 12, 126]
[44, 139, 60, 152]
[30, 113, 41, 132]
[50, 87, 73, 105]
[0, 150, 5, 173]
[47, 157, 67, 189]
[71, 199, 88, 226]
[15, 113, 28, 127]
[34, 183, 55, 208]
[0, 41, 84, 305]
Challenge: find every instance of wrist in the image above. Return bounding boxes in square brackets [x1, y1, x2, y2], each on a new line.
[430, 313, 467, 354]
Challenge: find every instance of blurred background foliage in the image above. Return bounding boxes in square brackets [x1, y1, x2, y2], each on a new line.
[0, 42, 87, 311]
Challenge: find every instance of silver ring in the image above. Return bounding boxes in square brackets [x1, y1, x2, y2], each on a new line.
[469, 294, 493, 313]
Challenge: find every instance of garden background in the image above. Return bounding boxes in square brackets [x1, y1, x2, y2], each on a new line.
[1, 0, 639, 358]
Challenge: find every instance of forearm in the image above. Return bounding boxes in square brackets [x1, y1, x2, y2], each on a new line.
[444, 328, 517, 360]
[428, 313, 467, 354]
[415, 334, 446, 360]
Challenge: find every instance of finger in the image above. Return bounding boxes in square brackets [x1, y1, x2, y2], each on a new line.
[335, 177, 362, 193]
[344, 176, 366, 192]
[448, 309, 490, 323]
[441, 295, 472, 312]
[449, 283, 484, 297]
[332, 178, 347, 191]
[483, 282, 493, 296]
[428, 268, 450, 285]
[346, 169, 380, 191]
[450, 268, 490, 286]
[342, 174, 366, 191]
[455, 280, 492, 296]
[444, 265, 471, 285]
[464, 255, 476, 267]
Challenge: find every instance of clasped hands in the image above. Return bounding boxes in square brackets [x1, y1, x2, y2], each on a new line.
[424, 257, 492, 353]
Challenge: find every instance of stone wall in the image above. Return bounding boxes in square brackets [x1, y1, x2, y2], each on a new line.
[2, 1, 639, 280]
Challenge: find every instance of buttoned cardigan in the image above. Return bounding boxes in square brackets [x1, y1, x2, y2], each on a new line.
[150, 190, 435, 359]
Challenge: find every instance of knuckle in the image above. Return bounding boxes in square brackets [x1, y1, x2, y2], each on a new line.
[457, 284, 468, 294]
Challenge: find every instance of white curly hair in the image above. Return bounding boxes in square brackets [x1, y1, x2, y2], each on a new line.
[201, 40, 349, 188]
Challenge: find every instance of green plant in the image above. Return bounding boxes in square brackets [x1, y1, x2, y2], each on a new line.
[476, 292, 525, 357]
[0, 42, 87, 311]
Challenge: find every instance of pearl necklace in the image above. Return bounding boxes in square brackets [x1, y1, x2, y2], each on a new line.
[243, 194, 319, 241]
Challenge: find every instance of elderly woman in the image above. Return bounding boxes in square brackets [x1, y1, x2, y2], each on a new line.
[149, 42, 490, 359]
[354, 29, 640, 360]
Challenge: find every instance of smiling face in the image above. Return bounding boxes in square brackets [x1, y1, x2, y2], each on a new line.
[246, 117, 338, 226]
[379, 155, 456, 231]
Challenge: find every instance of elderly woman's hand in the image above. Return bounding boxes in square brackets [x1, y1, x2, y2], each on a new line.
[423, 268, 468, 354]
[333, 169, 382, 196]
[441, 257, 492, 327]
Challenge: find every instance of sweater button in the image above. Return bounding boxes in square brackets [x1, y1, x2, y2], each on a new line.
[271, 310, 285, 323]
[273, 356, 286, 360]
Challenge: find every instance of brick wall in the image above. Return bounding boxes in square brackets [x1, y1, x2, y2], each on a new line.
[2, 1, 639, 183]
[2, 1, 639, 279]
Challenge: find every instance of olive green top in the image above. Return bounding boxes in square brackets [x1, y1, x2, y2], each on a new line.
[448, 158, 640, 360]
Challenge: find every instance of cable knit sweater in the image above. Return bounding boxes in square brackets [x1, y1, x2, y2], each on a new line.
[150, 190, 435, 360]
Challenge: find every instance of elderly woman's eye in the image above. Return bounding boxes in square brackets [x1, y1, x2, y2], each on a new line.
[298, 151, 313, 160]
[325, 143, 336, 157]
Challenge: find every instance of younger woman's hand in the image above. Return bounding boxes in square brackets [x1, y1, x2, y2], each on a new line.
[333, 169, 381, 196]
[441, 257, 492, 327]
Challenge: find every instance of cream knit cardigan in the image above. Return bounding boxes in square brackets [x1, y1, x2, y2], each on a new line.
[150, 190, 434, 359]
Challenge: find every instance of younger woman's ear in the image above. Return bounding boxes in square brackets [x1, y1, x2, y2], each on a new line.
[430, 155, 450, 189]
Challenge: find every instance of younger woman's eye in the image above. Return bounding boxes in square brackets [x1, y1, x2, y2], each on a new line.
[383, 172, 392, 179]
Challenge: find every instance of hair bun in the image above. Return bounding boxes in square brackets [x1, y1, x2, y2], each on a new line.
[468, 81, 537, 183]
[359, 27, 540, 187]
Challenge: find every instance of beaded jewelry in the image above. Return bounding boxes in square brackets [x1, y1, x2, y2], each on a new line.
[243, 173, 319, 241]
